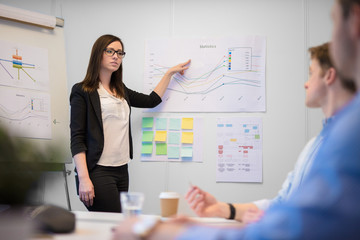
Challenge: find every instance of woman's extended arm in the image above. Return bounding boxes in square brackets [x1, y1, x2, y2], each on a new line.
[153, 59, 191, 97]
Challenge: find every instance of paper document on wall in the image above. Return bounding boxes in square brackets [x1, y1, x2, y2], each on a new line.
[216, 117, 262, 182]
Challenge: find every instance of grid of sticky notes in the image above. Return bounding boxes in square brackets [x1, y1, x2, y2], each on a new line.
[141, 117, 194, 159]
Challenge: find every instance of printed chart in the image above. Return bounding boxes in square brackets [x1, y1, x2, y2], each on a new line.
[140, 117, 203, 162]
[0, 87, 51, 139]
[0, 39, 49, 91]
[216, 117, 262, 182]
[144, 37, 266, 112]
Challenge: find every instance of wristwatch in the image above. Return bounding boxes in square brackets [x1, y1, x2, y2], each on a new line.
[133, 216, 160, 239]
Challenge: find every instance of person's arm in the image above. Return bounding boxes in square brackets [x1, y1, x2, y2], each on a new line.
[69, 84, 94, 207]
[185, 186, 259, 222]
[153, 59, 191, 97]
[73, 152, 95, 207]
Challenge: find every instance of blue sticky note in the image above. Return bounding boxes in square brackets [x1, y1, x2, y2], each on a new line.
[156, 118, 167, 130]
[169, 118, 181, 130]
[168, 132, 181, 145]
[168, 146, 180, 159]
[181, 146, 193, 158]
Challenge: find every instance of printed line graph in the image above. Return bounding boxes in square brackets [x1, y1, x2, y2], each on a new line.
[144, 37, 266, 112]
[0, 87, 51, 139]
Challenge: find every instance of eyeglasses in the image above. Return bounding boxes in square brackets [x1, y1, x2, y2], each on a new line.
[104, 48, 126, 58]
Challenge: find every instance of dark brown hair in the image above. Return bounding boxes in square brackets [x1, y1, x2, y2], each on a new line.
[338, 0, 360, 18]
[309, 42, 356, 93]
[81, 34, 125, 98]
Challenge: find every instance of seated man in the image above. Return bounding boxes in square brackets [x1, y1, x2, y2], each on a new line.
[185, 42, 356, 224]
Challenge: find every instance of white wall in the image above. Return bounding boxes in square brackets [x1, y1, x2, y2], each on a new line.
[0, 0, 334, 215]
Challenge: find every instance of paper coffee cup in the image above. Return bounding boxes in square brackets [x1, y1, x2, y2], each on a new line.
[159, 192, 180, 217]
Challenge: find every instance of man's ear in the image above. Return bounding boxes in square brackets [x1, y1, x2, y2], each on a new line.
[324, 67, 337, 86]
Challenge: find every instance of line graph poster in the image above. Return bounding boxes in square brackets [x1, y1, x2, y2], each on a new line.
[0, 39, 49, 91]
[216, 117, 262, 183]
[0, 86, 51, 139]
[144, 37, 266, 112]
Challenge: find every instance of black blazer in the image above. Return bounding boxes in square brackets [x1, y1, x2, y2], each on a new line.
[70, 82, 162, 172]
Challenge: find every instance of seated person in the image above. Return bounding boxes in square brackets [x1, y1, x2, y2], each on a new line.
[185, 42, 356, 224]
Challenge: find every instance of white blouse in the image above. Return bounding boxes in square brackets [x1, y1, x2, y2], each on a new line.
[97, 83, 130, 167]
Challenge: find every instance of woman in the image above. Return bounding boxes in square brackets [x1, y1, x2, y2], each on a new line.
[70, 34, 190, 212]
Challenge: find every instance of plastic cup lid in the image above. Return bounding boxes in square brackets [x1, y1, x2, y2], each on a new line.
[159, 192, 180, 199]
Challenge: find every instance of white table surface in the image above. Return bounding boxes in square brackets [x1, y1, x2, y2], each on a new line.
[30, 211, 241, 240]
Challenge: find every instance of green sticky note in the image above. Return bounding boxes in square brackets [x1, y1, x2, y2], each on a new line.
[142, 117, 154, 128]
[181, 146, 193, 158]
[156, 143, 167, 155]
[168, 132, 181, 145]
[168, 146, 180, 159]
[156, 118, 167, 130]
[141, 143, 153, 154]
[142, 131, 153, 142]
[255, 134, 260, 139]
[169, 118, 181, 130]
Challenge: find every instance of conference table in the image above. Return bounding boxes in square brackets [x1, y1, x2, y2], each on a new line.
[30, 211, 242, 239]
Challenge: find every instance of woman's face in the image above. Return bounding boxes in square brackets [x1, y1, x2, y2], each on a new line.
[100, 41, 123, 74]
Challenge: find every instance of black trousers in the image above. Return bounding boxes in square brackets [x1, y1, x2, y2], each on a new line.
[75, 164, 129, 212]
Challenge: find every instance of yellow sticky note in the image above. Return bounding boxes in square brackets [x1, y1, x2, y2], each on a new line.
[154, 131, 167, 142]
[181, 132, 194, 144]
[182, 118, 193, 130]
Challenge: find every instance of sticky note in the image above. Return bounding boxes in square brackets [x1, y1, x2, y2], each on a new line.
[181, 146, 193, 158]
[181, 132, 194, 144]
[156, 118, 167, 130]
[154, 131, 167, 142]
[141, 143, 153, 154]
[182, 118, 193, 130]
[255, 134, 260, 139]
[142, 117, 154, 128]
[168, 146, 180, 159]
[169, 118, 181, 130]
[156, 143, 167, 155]
[168, 132, 181, 145]
[142, 131, 153, 142]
